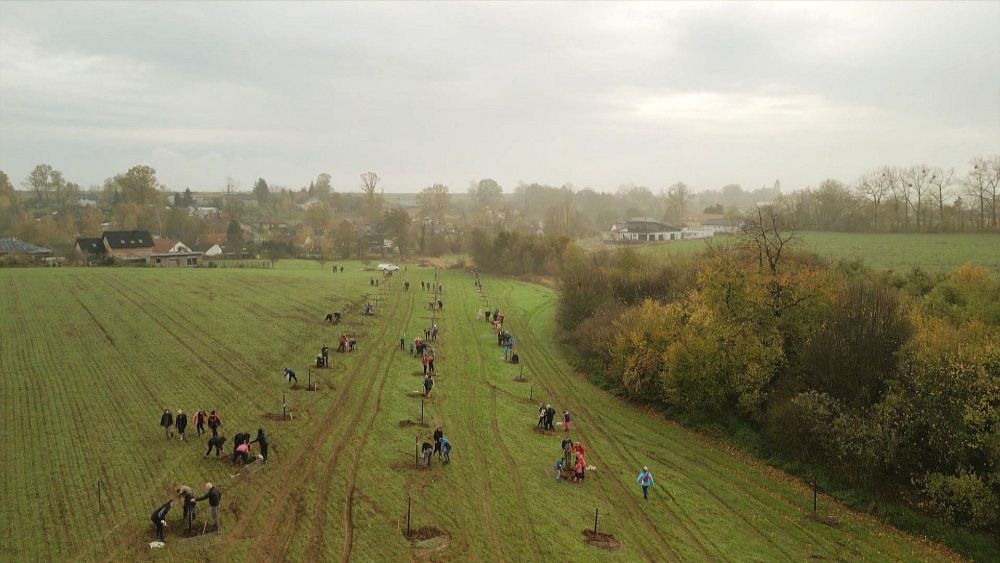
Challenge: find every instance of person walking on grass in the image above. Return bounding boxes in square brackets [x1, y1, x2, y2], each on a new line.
[160, 409, 174, 439]
[195, 482, 222, 531]
[151, 499, 172, 542]
[194, 410, 207, 436]
[400, 332, 406, 351]
[423, 374, 435, 397]
[175, 410, 188, 441]
[563, 410, 571, 433]
[207, 411, 222, 437]
[637, 466, 654, 500]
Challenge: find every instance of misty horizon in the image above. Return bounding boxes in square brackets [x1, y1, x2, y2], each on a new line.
[1, 2, 998, 195]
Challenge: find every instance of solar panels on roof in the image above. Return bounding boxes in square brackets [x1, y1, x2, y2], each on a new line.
[0, 238, 52, 254]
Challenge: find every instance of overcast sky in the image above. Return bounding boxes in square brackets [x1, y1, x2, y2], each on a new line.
[1, 1, 998, 195]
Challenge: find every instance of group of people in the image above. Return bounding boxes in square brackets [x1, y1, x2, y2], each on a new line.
[420, 280, 442, 293]
[324, 311, 342, 324]
[558, 437, 587, 483]
[151, 482, 223, 542]
[338, 333, 358, 353]
[536, 404, 560, 431]
[160, 409, 223, 441]
[154, 406, 271, 542]
[420, 427, 452, 466]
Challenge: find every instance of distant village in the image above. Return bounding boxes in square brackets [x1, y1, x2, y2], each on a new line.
[0, 167, 769, 266]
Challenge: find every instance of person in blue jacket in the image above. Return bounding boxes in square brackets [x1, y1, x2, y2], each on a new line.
[637, 466, 654, 500]
[439, 436, 452, 464]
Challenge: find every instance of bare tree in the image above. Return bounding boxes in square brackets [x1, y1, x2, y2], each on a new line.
[359, 172, 384, 222]
[966, 155, 1000, 230]
[737, 203, 800, 275]
[662, 182, 694, 222]
[928, 167, 954, 230]
[902, 165, 933, 231]
[855, 170, 889, 230]
[880, 166, 908, 231]
[419, 183, 451, 221]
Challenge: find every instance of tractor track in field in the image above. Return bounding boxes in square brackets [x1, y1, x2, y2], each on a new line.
[480, 282, 677, 560]
[233, 291, 407, 563]
[511, 292, 836, 561]
[307, 291, 412, 562]
[508, 293, 701, 562]
[608, 416, 836, 557]
[120, 280, 279, 380]
[67, 288, 115, 346]
[451, 293, 516, 560]
[457, 284, 544, 561]
[95, 276, 267, 411]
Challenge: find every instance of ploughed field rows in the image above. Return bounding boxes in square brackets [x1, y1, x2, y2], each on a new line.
[1, 265, 962, 562]
[0, 266, 359, 562]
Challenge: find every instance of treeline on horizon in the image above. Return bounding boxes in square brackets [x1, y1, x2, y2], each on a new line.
[1, 154, 997, 258]
[472, 209, 999, 538]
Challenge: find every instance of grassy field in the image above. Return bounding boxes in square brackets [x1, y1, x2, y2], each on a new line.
[634, 232, 1000, 274]
[0, 262, 970, 562]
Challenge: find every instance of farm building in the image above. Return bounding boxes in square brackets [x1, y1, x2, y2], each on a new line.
[75, 237, 105, 257]
[101, 230, 155, 263]
[0, 238, 53, 262]
[701, 218, 743, 233]
[150, 238, 202, 267]
[192, 242, 223, 256]
[611, 218, 683, 242]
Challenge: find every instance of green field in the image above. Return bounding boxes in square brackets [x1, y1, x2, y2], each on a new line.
[635, 232, 1000, 274]
[0, 262, 965, 561]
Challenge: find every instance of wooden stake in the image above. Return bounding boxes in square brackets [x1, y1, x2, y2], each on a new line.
[407, 496, 412, 537]
[530, 386, 533, 401]
[421, 400, 425, 425]
[594, 508, 599, 534]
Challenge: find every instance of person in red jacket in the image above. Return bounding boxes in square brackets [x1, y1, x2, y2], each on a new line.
[193, 410, 207, 436]
[207, 411, 222, 437]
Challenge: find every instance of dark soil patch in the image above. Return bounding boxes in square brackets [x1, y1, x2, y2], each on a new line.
[583, 529, 621, 550]
[398, 420, 430, 428]
[405, 391, 432, 398]
[390, 461, 432, 472]
[532, 426, 556, 436]
[404, 525, 447, 542]
[262, 413, 293, 421]
[806, 512, 841, 528]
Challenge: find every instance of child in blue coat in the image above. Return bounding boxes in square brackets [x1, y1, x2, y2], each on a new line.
[637, 467, 654, 500]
